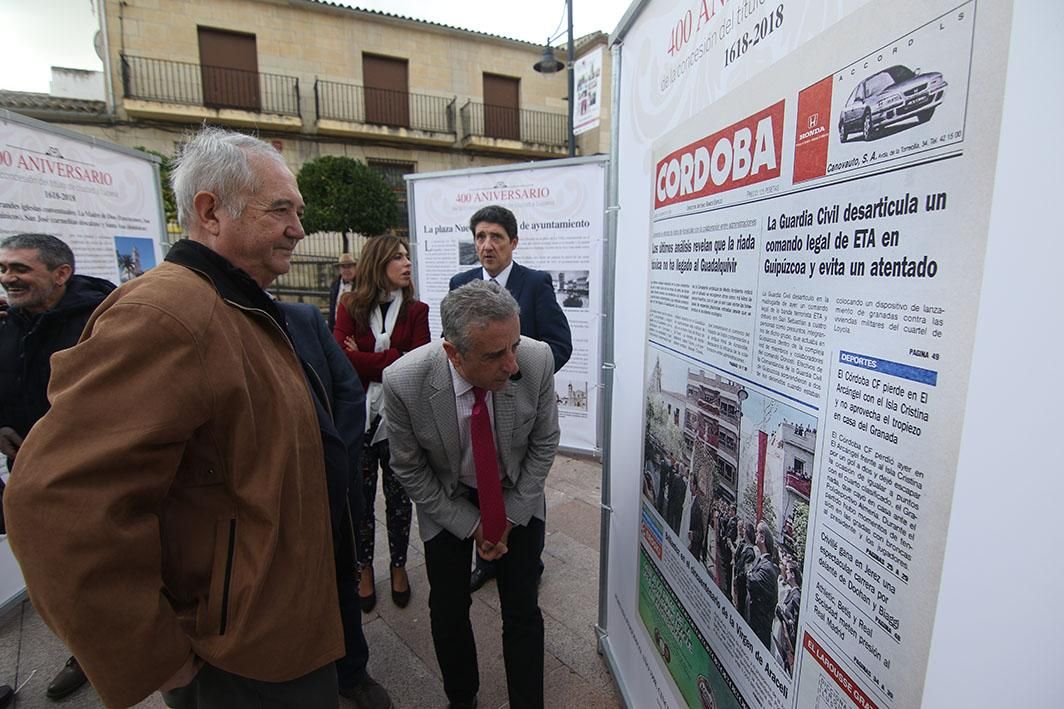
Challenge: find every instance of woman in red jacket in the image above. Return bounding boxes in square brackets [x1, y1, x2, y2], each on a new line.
[334, 234, 429, 611]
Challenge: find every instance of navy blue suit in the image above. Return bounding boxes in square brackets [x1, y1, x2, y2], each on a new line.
[278, 302, 371, 691]
[449, 262, 572, 373]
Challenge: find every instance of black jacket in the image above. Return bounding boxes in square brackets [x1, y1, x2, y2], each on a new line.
[0, 274, 116, 440]
[328, 277, 342, 331]
[0, 274, 114, 534]
[746, 554, 780, 649]
[279, 301, 366, 528]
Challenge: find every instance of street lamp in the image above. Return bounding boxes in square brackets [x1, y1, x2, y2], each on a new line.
[532, 0, 575, 157]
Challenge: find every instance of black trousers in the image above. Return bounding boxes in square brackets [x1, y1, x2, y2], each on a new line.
[357, 434, 412, 569]
[473, 514, 546, 578]
[335, 504, 371, 690]
[161, 662, 337, 709]
[424, 516, 545, 709]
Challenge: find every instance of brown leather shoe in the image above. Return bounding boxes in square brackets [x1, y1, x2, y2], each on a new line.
[46, 656, 88, 699]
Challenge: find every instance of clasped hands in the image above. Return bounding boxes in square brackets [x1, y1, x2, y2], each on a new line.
[473, 521, 513, 561]
[0, 427, 22, 461]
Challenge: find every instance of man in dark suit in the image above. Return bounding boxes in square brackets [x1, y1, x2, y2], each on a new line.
[746, 521, 781, 651]
[383, 280, 559, 709]
[328, 253, 357, 331]
[449, 205, 571, 372]
[732, 519, 756, 621]
[687, 477, 706, 562]
[666, 464, 688, 535]
[449, 205, 572, 592]
[278, 302, 391, 708]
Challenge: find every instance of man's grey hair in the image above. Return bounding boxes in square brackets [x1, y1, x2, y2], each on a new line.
[441, 280, 521, 354]
[0, 233, 75, 271]
[756, 520, 777, 560]
[171, 126, 287, 228]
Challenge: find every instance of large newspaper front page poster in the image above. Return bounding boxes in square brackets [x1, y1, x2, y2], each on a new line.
[0, 112, 163, 608]
[635, 2, 1010, 707]
[409, 159, 606, 452]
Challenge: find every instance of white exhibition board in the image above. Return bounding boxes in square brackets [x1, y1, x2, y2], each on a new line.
[0, 111, 164, 610]
[407, 158, 607, 453]
[601, 1, 1059, 708]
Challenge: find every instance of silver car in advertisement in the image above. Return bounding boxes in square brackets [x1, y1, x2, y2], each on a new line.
[838, 65, 948, 142]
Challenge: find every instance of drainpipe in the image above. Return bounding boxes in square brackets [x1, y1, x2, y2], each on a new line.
[97, 0, 117, 115]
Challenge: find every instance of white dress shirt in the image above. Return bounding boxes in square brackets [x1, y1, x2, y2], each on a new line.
[481, 261, 514, 288]
[334, 280, 353, 318]
[448, 361, 502, 489]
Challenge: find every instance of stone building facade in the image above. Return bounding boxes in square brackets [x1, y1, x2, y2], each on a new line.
[2, 0, 611, 229]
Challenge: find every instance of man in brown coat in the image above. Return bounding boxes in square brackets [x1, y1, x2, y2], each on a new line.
[3, 128, 360, 708]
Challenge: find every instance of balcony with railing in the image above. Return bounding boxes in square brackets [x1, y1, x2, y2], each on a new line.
[314, 79, 456, 145]
[120, 54, 301, 129]
[785, 469, 812, 499]
[460, 101, 569, 157]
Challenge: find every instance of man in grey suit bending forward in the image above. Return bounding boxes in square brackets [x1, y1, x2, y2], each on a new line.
[383, 280, 559, 709]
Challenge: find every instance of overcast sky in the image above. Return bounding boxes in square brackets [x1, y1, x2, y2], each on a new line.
[0, 0, 630, 94]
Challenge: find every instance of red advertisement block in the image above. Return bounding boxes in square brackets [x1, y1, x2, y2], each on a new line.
[641, 521, 663, 559]
[756, 430, 767, 522]
[803, 633, 878, 709]
[793, 76, 834, 183]
[654, 100, 785, 208]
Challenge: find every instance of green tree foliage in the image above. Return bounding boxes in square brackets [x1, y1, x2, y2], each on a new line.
[297, 156, 398, 237]
[790, 501, 809, 565]
[740, 480, 778, 547]
[645, 394, 687, 459]
[135, 147, 176, 223]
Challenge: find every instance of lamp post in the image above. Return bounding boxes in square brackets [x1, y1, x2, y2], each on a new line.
[533, 0, 575, 157]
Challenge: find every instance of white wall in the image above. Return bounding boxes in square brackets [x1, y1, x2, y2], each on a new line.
[922, 2, 1064, 706]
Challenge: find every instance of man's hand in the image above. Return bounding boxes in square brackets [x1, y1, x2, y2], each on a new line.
[0, 428, 22, 461]
[158, 653, 203, 693]
[473, 521, 513, 561]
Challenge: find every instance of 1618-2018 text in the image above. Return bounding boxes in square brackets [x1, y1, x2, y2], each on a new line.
[724, 4, 784, 68]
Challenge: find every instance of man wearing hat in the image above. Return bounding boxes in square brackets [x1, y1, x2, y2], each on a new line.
[329, 253, 358, 330]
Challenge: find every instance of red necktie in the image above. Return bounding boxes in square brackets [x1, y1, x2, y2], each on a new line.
[471, 386, 506, 543]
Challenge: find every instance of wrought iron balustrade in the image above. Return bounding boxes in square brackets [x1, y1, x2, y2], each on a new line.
[315, 80, 454, 133]
[121, 54, 300, 117]
[460, 101, 567, 147]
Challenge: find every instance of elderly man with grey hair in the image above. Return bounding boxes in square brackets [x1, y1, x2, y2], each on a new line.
[383, 279, 560, 709]
[3, 126, 390, 709]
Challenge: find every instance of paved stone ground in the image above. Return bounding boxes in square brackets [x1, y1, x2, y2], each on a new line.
[0, 453, 622, 709]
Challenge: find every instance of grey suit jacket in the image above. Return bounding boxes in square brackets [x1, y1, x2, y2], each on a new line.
[382, 336, 560, 542]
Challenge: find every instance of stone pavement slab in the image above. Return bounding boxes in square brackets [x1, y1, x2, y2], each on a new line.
[0, 453, 621, 708]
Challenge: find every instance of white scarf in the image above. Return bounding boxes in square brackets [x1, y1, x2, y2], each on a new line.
[366, 289, 402, 443]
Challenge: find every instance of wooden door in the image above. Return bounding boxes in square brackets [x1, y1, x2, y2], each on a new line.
[363, 54, 410, 127]
[483, 73, 520, 140]
[198, 28, 260, 111]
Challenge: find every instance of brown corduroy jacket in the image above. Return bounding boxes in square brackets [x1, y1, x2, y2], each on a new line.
[3, 260, 343, 707]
